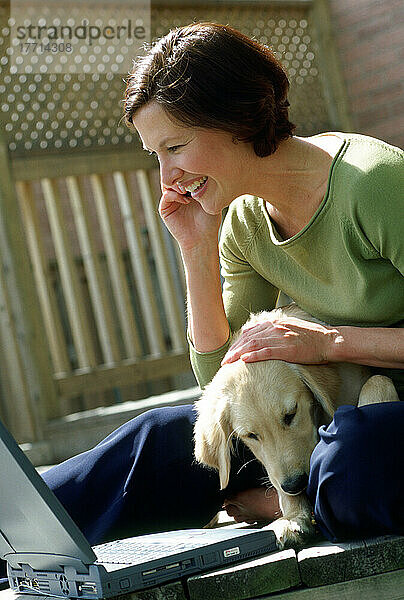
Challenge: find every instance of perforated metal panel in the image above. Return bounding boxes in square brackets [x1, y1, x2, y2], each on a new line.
[0, 2, 330, 157]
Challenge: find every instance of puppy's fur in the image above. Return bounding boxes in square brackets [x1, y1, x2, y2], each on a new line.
[194, 304, 399, 548]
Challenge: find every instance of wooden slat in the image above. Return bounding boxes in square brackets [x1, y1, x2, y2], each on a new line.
[0, 252, 37, 440]
[90, 174, 142, 359]
[265, 569, 404, 600]
[187, 549, 300, 600]
[0, 337, 18, 428]
[113, 171, 166, 356]
[172, 237, 187, 297]
[161, 222, 187, 321]
[298, 536, 404, 587]
[16, 181, 70, 375]
[310, 0, 353, 131]
[54, 351, 191, 399]
[155, 0, 312, 4]
[66, 176, 121, 366]
[10, 147, 157, 181]
[136, 169, 187, 351]
[41, 178, 97, 369]
[0, 134, 58, 433]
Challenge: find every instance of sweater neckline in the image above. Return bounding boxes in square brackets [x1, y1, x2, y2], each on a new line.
[262, 134, 348, 246]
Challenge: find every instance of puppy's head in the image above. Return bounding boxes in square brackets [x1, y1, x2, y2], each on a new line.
[194, 358, 339, 495]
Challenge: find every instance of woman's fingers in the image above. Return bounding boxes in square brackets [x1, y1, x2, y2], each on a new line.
[239, 348, 275, 362]
[221, 323, 282, 365]
[162, 188, 191, 204]
[222, 340, 283, 365]
[159, 189, 191, 219]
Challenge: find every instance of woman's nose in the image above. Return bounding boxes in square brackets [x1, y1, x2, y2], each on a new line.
[159, 158, 183, 190]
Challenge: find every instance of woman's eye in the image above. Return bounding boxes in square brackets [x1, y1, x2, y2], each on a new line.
[167, 145, 183, 153]
[284, 410, 297, 427]
[247, 432, 259, 440]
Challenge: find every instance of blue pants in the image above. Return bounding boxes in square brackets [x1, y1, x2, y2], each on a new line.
[43, 401, 404, 544]
[1, 402, 403, 586]
[308, 402, 404, 541]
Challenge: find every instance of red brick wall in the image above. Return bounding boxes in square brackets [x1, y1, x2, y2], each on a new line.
[328, 0, 404, 148]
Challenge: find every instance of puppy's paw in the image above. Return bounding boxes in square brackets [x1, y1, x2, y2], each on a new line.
[264, 516, 316, 550]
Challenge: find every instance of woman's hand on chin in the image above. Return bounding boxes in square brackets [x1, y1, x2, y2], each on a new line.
[159, 187, 221, 252]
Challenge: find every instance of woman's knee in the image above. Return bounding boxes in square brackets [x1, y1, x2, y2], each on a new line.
[307, 402, 404, 541]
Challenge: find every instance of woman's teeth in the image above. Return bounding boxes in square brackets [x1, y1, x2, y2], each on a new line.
[183, 176, 207, 194]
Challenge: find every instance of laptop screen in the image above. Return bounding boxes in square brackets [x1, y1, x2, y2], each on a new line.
[0, 420, 96, 568]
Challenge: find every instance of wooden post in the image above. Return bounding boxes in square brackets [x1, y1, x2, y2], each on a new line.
[310, 0, 353, 131]
[0, 135, 59, 440]
[17, 181, 71, 377]
[66, 175, 121, 366]
[136, 169, 187, 351]
[41, 177, 98, 370]
[90, 173, 142, 359]
[113, 171, 166, 356]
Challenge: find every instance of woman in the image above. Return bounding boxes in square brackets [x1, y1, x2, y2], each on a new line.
[44, 22, 404, 546]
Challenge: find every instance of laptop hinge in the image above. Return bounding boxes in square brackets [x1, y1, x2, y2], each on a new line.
[4, 552, 90, 574]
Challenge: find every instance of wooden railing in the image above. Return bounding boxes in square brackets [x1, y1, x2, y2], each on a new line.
[0, 143, 191, 442]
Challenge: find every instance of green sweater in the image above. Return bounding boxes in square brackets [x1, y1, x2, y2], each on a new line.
[189, 133, 404, 396]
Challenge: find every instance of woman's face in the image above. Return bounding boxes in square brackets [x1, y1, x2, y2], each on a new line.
[133, 101, 252, 214]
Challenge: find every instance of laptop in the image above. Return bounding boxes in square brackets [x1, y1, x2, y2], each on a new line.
[0, 419, 277, 598]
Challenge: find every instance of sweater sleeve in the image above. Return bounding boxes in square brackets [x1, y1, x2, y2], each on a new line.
[354, 143, 404, 274]
[189, 197, 279, 389]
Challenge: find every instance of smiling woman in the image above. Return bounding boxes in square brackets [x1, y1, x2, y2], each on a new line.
[29, 22, 404, 555]
[125, 23, 404, 377]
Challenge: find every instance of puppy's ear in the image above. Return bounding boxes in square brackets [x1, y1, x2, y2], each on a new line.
[292, 364, 340, 417]
[194, 391, 233, 490]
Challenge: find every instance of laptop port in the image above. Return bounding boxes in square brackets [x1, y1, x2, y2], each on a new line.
[142, 569, 157, 577]
[77, 582, 98, 596]
[16, 578, 39, 591]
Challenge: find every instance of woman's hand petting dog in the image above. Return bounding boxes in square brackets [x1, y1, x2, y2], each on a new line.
[221, 316, 340, 366]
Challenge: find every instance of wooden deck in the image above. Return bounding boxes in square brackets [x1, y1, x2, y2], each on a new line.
[1, 533, 403, 600]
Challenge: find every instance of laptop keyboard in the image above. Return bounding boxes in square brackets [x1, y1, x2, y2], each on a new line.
[93, 537, 204, 565]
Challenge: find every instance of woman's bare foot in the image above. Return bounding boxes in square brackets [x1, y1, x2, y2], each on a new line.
[222, 487, 281, 524]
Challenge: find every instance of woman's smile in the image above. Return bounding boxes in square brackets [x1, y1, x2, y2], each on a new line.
[178, 176, 209, 199]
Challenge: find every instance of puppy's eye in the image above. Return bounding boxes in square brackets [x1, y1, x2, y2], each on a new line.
[284, 409, 297, 427]
[247, 432, 259, 440]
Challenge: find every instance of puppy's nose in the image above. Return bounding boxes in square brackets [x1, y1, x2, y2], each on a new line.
[281, 473, 309, 495]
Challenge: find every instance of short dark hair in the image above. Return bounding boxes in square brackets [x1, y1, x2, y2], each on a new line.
[124, 22, 295, 156]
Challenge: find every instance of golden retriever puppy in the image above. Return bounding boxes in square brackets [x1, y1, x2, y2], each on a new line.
[194, 304, 399, 549]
